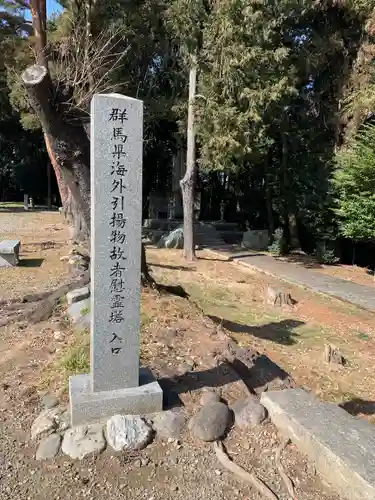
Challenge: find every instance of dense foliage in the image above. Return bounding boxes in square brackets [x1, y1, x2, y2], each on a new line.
[1, 0, 375, 257]
[335, 122, 375, 242]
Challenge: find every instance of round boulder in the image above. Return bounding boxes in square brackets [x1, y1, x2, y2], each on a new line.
[106, 415, 152, 452]
[231, 396, 266, 429]
[152, 409, 185, 439]
[62, 423, 106, 460]
[36, 433, 61, 460]
[189, 402, 230, 442]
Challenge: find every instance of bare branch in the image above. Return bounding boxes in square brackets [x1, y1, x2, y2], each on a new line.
[49, 19, 130, 118]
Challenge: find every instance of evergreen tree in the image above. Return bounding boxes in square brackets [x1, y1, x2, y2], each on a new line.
[334, 122, 375, 242]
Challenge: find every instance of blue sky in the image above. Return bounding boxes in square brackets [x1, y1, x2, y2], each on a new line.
[46, 0, 62, 16]
[23, 0, 62, 20]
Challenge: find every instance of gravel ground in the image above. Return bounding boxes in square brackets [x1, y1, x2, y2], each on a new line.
[0, 382, 341, 500]
[0, 212, 341, 500]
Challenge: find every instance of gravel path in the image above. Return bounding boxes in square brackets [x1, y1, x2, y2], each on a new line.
[206, 246, 375, 312]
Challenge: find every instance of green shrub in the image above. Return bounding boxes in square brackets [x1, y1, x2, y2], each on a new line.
[268, 228, 288, 256]
[314, 240, 339, 265]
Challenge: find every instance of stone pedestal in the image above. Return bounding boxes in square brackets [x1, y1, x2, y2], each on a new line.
[69, 367, 162, 426]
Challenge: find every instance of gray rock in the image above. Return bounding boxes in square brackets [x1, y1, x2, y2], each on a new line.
[241, 229, 269, 250]
[31, 407, 63, 440]
[200, 390, 221, 406]
[41, 393, 59, 410]
[157, 227, 184, 249]
[106, 415, 152, 452]
[152, 409, 185, 439]
[61, 424, 105, 460]
[66, 287, 90, 306]
[67, 298, 90, 324]
[231, 396, 266, 429]
[189, 402, 230, 442]
[36, 434, 61, 460]
[261, 389, 375, 500]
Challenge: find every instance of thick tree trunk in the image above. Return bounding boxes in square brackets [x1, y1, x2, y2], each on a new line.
[63, 190, 89, 242]
[45, 133, 86, 240]
[47, 159, 51, 209]
[289, 213, 300, 250]
[22, 65, 91, 242]
[44, 133, 69, 205]
[141, 242, 155, 286]
[181, 53, 197, 262]
[280, 129, 300, 251]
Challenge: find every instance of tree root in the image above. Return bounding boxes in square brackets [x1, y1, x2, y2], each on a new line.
[275, 438, 296, 500]
[213, 441, 279, 500]
[155, 283, 190, 299]
[0, 273, 89, 326]
[29, 273, 89, 323]
[141, 271, 157, 289]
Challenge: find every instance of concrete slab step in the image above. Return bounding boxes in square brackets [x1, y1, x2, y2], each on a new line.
[261, 388, 375, 500]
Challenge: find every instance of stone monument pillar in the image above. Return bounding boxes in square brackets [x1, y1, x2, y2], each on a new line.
[69, 93, 162, 426]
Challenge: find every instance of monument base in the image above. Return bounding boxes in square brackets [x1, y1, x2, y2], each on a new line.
[69, 367, 163, 426]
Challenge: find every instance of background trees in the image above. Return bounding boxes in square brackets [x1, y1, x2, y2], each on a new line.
[1, 0, 375, 266]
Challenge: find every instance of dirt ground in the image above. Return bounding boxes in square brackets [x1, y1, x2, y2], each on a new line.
[147, 248, 375, 422]
[0, 209, 71, 299]
[0, 211, 373, 500]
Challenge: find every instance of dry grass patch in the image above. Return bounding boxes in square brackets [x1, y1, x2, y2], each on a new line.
[147, 247, 375, 423]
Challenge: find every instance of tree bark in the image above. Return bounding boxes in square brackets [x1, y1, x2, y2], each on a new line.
[280, 129, 290, 249]
[22, 65, 91, 242]
[264, 160, 274, 237]
[28, 0, 72, 215]
[289, 213, 300, 250]
[47, 159, 51, 209]
[29, 0, 47, 66]
[280, 128, 300, 250]
[85, 0, 96, 94]
[180, 53, 197, 262]
[44, 133, 69, 205]
[141, 242, 155, 287]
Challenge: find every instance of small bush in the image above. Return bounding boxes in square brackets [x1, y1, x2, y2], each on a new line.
[314, 241, 339, 265]
[315, 248, 339, 265]
[60, 344, 89, 375]
[268, 228, 288, 256]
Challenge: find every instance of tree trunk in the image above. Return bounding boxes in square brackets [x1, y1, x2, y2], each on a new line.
[63, 189, 89, 242]
[265, 160, 274, 237]
[280, 128, 300, 251]
[44, 133, 69, 205]
[85, 0, 96, 94]
[141, 242, 155, 286]
[47, 159, 51, 209]
[29, 0, 47, 67]
[180, 53, 197, 262]
[22, 65, 91, 242]
[289, 213, 300, 250]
